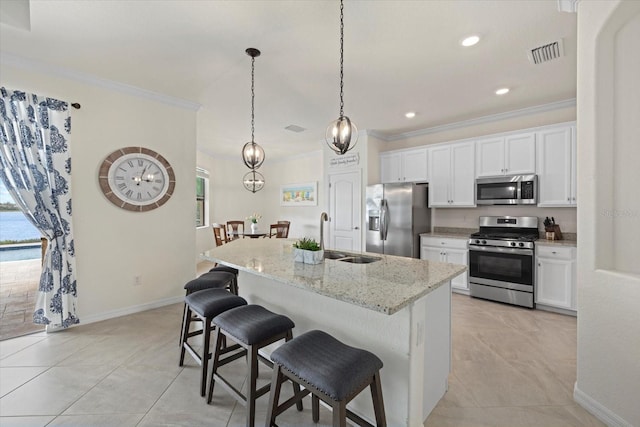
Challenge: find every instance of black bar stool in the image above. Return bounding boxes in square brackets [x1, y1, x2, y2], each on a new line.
[179, 271, 237, 346]
[209, 266, 239, 294]
[208, 304, 302, 427]
[265, 329, 387, 427]
[179, 288, 247, 396]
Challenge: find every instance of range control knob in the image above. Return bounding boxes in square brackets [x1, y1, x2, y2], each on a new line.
[481, 240, 487, 245]
[475, 239, 480, 244]
[519, 242, 525, 247]
[510, 242, 516, 247]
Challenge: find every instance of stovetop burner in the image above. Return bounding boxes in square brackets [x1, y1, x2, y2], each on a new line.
[468, 216, 539, 249]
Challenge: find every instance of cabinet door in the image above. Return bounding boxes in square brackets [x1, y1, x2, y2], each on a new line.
[421, 246, 442, 262]
[476, 137, 505, 177]
[402, 148, 428, 182]
[445, 248, 468, 290]
[428, 146, 451, 207]
[536, 258, 573, 309]
[537, 126, 573, 206]
[380, 153, 401, 183]
[450, 142, 476, 207]
[505, 132, 536, 175]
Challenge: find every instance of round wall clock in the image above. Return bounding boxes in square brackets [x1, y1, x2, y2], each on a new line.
[98, 147, 175, 212]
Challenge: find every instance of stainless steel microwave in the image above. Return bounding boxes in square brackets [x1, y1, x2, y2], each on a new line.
[475, 175, 537, 205]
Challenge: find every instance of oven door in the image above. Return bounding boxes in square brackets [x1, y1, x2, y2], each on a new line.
[468, 245, 534, 290]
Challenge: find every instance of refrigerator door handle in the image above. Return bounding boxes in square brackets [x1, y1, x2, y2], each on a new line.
[380, 199, 389, 241]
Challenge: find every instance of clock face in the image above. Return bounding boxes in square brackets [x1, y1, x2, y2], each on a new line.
[98, 147, 175, 212]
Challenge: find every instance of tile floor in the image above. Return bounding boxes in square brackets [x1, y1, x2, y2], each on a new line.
[0, 263, 605, 427]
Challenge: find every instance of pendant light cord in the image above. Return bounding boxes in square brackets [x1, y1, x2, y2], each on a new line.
[339, 0, 345, 119]
[251, 55, 256, 143]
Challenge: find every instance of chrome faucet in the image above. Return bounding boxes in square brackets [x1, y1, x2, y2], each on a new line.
[319, 212, 329, 251]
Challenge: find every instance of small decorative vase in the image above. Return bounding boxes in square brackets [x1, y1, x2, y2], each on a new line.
[251, 222, 259, 233]
[293, 248, 305, 263]
[303, 249, 324, 265]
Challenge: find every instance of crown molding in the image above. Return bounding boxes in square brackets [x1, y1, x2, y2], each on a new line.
[0, 52, 201, 111]
[382, 98, 576, 142]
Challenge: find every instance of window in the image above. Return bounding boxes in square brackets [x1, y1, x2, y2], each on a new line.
[196, 168, 209, 227]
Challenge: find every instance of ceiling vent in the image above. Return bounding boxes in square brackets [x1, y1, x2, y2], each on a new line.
[528, 39, 564, 64]
[285, 124, 306, 133]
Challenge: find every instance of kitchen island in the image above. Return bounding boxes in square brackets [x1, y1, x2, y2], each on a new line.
[201, 238, 466, 427]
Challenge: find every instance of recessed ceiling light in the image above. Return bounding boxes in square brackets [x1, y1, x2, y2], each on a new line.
[461, 35, 480, 47]
[405, 112, 416, 119]
[495, 88, 510, 95]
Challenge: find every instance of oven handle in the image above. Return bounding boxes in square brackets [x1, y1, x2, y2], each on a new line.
[468, 245, 533, 256]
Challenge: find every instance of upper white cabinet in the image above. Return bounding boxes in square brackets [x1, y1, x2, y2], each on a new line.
[476, 132, 536, 177]
[380, 147, 428, 183]
[537, 125, 576, 207]
[428, 141, 475, 207]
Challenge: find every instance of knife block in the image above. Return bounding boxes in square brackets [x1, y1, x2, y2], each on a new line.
[544, 225, 562, 240]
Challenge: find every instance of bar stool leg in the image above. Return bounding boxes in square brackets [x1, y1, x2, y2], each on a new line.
[247, 344, 259, 427]
[312, 395, 320, 422]
[200, 317, 212, 397]
[371, 372, 387, 427]
[265, 365, 284, 427]
[207, 327, 223, 403]
[179, 305, 192, 366]
[332, 401, 347, 427]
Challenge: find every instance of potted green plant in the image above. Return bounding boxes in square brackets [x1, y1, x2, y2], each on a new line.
[292, 237, 324, 264]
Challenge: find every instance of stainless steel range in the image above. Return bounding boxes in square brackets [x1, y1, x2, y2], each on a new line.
[468, 216, 538, 308]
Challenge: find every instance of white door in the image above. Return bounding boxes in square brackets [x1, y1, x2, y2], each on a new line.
[476, 137, 505, 177]
[328, 171, 361, 251]
[428, 146, 451, 207]
[505, 132, 536, 175]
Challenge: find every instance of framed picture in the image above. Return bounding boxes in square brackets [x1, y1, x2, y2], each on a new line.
[280, 182, 318, 206]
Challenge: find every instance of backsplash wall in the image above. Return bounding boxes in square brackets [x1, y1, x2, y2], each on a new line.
[433, 206, 577, 234]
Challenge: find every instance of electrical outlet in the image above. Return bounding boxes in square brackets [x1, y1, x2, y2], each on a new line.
[133, 275, 142, 286]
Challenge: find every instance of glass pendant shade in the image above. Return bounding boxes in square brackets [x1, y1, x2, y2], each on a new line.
[242, 141, 265, 169]
[326, 115, 358, 155]
[243, 170, 265, 193]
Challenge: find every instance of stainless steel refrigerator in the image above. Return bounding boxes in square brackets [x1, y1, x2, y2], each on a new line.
[366, 183, 431, 258]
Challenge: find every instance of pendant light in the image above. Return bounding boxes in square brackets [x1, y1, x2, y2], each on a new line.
[326, 0, 358, 155]
[242, 48, 265, 180]
[243, 169, 265, 193]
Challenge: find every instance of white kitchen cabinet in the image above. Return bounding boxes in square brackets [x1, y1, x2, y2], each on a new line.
[535, 245, 576, 313]
[536, 125, 577, 207]
[476, 132, 536, 177]
[421, 236, 469, 292]
[380, 148, 428, 183]
[428, 141, 475, 207]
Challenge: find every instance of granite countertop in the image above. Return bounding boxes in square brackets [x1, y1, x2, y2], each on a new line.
[535, 239, 577, 247]
[420, 232, 471, 239]
[201, 239, 467, 316]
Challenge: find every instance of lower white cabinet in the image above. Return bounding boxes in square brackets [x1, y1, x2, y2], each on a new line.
[421, 236, 469, 292]
[535, 245, 576, 313]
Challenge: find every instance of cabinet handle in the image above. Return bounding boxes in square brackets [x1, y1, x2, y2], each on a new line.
[552, 251, 557, 254]
[538, 263, 541, 267]
[567, 197, 570, 201]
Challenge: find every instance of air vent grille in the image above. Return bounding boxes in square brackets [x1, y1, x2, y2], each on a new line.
[528, 39, 564, 64]
[285, 124, 306, 133]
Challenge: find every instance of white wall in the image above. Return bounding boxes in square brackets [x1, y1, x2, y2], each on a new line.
[575, 2, 640, 426]
[0, 62, 198, 323]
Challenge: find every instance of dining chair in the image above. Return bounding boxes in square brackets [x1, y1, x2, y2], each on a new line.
[277, 221, 290, 238]
[212, 224, 228, 246]
[227, 221, 245, 240]
[268, 223, 289, 238]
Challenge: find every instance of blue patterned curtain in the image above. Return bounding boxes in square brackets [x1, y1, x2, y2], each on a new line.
[0, 87, 79, 329]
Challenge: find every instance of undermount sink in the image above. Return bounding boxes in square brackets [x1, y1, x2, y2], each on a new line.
[323, 250, 381, 264]
[323, 250, 348, 260]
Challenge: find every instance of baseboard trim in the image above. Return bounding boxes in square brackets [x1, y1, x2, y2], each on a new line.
[574, 384, 633, 427]
[47, 296, 183, 332]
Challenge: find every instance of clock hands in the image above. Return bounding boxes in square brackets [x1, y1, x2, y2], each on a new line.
[136, 165, 149, 186]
